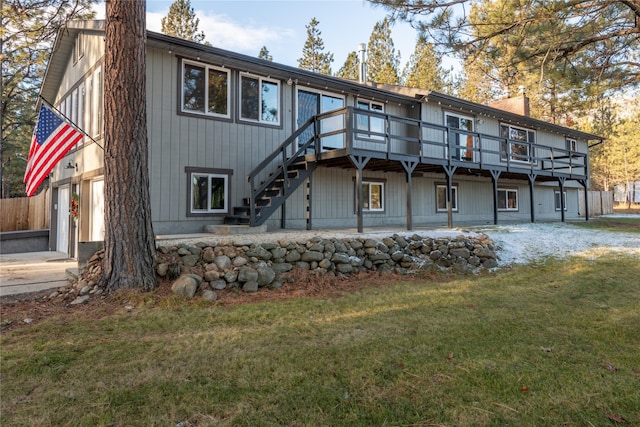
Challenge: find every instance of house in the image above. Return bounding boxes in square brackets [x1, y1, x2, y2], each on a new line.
[39, 20, 602, 257]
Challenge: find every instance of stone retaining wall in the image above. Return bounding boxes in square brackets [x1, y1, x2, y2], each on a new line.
[155, 233, 498, 300]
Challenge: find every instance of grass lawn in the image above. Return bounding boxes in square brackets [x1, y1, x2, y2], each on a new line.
[2, 251, 639, 426]
[572, 215, 640, 233]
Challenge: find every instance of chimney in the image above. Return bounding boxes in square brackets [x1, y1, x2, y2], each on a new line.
[358, 43, 366, 84]
[488, 86, 530, 117]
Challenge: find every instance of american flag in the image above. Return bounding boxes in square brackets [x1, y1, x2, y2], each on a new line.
[24, 103, 84, 196]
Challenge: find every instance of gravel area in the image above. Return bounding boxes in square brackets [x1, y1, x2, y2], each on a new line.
[158, 214, 639, 267]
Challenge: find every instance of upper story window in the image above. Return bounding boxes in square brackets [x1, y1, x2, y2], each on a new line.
[500, 124, 536, 164]
[73, 34, 84, 65]
[566, 138, 577, 152]
[356, 100, 384, 140]
[239, 73, 280, 125]
[182, 60, 230, 118]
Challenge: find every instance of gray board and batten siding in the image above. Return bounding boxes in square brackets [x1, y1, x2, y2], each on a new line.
[144, 31, 597, 233]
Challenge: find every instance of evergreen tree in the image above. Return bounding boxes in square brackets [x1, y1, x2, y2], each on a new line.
[101, 0, 157, 292]
[401, 37, 447, 91]
[1, 0, 96, 198]
[258, 46, 273, 61]
[366, 18, 400, 85]
[161, 0, 206, 44]
[370, 0, 639, 114]
[336, 51, 359, 80]
[297, 17, 334, 75]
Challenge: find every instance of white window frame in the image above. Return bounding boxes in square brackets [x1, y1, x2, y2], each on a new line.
[188, 170, 230, 215]
[445, 112, 476, 162]
[554, 191, 567, 211]
[181, 59, 230, 118]
[356, 99, 385, 141]
[362, 180, 384, 212]
[566, 138, 577, 152]
[436, 184, 458, 212]
[239, 72, 280, 125]
[497, 188, 518, 211]
[500, 123, 536, 164]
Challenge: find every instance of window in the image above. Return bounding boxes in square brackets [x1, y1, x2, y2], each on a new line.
[182, 60, 230, 117]
[436, 184, 458, 212]
[566, 138, 577, 152]
[73, 34, 84, 64]
[554, 191, 567, 211]
[356, 100, 384, 140]
[498, 188, 518, 211]
[363, 181, 384, 211]
[240, 73, 279, 124]
[446, 112, 475, 161]
[500, 124, 536, 163]
[186, 167, 233, 215]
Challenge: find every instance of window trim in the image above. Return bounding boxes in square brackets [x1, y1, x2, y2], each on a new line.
[566, 138, 577, 153]
[353, 178, 386, 213]
[436, 183, 458, 212]
[180, 59, 231, 119]
[497, 188, 519, 211]
[554, 190, 567, 211]
[445, 111, 476, 162]
[185, 167, 233, 216]
[500, 123, 536, 164]
[355, 99, 385, 141]
[239, 72, 281, 126]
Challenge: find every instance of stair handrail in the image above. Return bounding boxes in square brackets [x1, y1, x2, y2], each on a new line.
[247, 112, 322, 225]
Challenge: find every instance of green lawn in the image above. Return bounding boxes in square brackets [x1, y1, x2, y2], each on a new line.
[2, 253, 639, 426]
[573, 216, 640, 233]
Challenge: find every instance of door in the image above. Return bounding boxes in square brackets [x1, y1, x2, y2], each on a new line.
[446, 113, 475, 161]
[57, 185, 70, 254]
[297, 89, 345, 152]
[90, 179, 105, 241]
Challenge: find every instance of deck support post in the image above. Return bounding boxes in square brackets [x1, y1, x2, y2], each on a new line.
[443, 165, 457, 228]
[579, 178, 589, 222]
[306, 174, 313, 230]
[558, 177, 566, 222]
[490, 170, 501, 225]
[349, 155, 371, 233]
[401, 160, 418, 231]
[528, 173, 537, 223]
[280, 202, 286, 229]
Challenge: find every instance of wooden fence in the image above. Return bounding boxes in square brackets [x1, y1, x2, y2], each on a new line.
[578, 190, 613, 217]
[0, 188, 50, 232]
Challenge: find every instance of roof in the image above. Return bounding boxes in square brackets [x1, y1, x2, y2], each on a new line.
[40, 20, 603, 142]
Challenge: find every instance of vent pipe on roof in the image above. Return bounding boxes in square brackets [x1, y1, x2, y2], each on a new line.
[358, 43, 366, 84]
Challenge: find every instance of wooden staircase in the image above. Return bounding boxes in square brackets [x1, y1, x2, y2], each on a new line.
[224, 117, 319, 227]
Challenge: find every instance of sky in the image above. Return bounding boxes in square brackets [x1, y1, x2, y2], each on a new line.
[93, 0, 451, 74]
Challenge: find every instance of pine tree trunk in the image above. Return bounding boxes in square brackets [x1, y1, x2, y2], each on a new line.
[101, 0, 157, 291]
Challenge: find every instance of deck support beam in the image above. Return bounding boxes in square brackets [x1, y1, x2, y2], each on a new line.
[528, 173, 537, 223]
[579, 178, 589, 221]
[349, 155, 371, 233]
[443, 165, 457, 228]
[490, 170, 501, 225]
[281, 202, 286, 229]
[401, 160, 419, 231]
[558, 177, 566, 222]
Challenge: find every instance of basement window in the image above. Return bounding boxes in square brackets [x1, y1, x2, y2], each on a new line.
[436, 184, 458, 212]
[186, 167, 233, 216]
[497, 188, 518, 211]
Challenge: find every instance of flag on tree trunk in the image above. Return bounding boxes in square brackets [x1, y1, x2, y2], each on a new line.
[24, 103, 84, 196]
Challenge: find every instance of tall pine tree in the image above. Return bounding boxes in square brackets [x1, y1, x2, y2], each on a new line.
[336, 51, 359, 80]
[297, 18, 334, 75]
[366, 18, 400, 85]
[401, 37, 447, 92]
[258, 46, 273, 61]
[161, 0, 206, 43]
